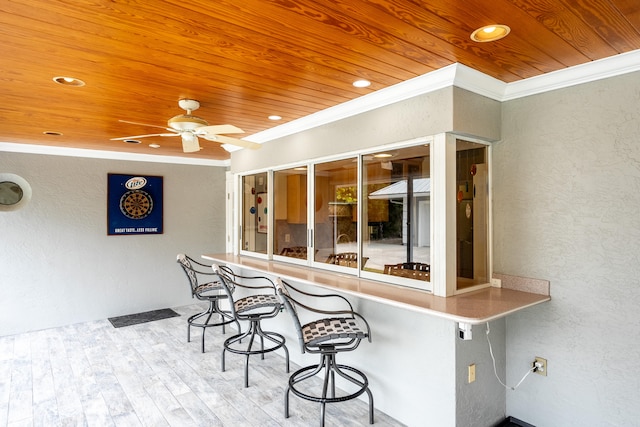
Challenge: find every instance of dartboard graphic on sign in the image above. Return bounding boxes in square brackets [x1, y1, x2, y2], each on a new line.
[120, 190, 153, 219]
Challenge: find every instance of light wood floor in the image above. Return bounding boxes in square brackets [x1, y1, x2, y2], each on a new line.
[0, 303, 404, 427]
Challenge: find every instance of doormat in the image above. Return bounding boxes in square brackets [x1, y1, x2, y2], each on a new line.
[498, 417, 535, 427]
[108, 308, 180, 328]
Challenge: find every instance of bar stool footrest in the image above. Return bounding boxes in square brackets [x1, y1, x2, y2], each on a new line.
[288, 363, 370, 404]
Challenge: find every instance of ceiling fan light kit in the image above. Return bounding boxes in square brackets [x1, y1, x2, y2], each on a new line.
[111, 99, 259, 153]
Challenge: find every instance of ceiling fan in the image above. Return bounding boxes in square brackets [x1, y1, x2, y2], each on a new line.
[111, 99, 260, 153]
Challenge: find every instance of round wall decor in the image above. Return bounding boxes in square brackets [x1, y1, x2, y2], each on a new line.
[0, 173, 32, 211]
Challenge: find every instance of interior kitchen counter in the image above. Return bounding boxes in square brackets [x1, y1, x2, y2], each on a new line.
[202, 253, 550, 325]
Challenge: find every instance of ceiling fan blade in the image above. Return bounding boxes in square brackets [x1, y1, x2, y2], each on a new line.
[211, 135, 261, 150]
[118, 119, 172, 131]
[196, 124, 244, 135]
[181, 134, 201, 153]
[110, 133, 178, 140]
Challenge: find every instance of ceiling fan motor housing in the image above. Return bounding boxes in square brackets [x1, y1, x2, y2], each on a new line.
[168, 99, 208, 130]
[167, 114, 208, 131]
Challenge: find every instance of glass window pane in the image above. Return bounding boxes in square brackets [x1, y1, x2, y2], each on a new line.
[314, 158, 359, 268]
[362, 145, 431, 283]
[274, 167, 308, 260]
[241, 172, 268, 254]
[456, 140, 489, 289]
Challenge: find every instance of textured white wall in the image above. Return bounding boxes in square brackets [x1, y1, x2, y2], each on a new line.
[456, 319, 507, 427]
[0, 152, 227, 336]
[494, 71, 640, 426]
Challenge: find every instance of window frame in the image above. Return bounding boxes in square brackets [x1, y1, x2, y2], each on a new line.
[309, 156, 362, 274]
[238, 169, 272, 260]
[232, 133, 492, 297]
[272, 164, 312, 266]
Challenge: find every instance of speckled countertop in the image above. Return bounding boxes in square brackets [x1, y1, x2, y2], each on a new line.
[202, 253, 551, 324]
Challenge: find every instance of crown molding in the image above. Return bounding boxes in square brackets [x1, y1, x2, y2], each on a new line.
[0, 142, 230, 167]
[450, 63, 507, 101]
[503, 49, 640, 100]
[248, 49, 640, 144]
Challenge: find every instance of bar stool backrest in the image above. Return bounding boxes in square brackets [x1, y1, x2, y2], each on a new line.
[177, 253, 209, 297]
[275, 278, 305, 352]
[210, 264, 238, 315]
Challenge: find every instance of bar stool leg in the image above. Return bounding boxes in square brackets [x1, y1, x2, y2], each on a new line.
[368, 387, 375, 424]
[224, 317, 288, 388]
[200, 306, 214, 353]
[320, 402, 326, 427]
[284, 387, 290, 419]
[286, 353, 374, 426]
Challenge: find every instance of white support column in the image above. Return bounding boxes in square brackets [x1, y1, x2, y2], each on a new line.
[225, 171, 234, 254]
[430, 133, 457, 296]
[267, 169, 274, 258]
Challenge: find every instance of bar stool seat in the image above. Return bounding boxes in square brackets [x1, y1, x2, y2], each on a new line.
[213, 265, 290, 388]
[176, 254, 239, 353]
[275, 278, 374, 426]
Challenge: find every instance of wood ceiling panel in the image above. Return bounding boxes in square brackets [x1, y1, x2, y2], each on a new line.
[1, 0, 639, 160]
[2, 5, 362, 105]
[402, 0, 587, 77]
[261, 0, 452, 71]
[559, 0, 640, 51]
[507, 0, 619, 61]
[0, 28, 336, 116]
[610, 0, 640, 29]
[457, 0, 593, 67]
[362, 0, 522, 81]
[186, 0, 437, 79]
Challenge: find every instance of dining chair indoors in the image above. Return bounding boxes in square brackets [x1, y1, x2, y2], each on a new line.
[176, 254, 240, 353]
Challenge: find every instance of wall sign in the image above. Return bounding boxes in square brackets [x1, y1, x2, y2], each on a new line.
[108, 173, 163, 235]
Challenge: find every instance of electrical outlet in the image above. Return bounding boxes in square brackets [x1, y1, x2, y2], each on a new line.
[533, 357, 547, 376]
[490, 278, 502, 287]
[468, 364, 476, 383]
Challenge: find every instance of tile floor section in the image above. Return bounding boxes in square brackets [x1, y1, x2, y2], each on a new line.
[0, 303, 405, 427]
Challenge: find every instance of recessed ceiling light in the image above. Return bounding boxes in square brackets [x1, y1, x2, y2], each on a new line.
[268, 115, 282, 121]
[374, 153, 393, 158]
[123, 139, 141, 144]
[52, 76, 85, 87]
[353, 79, 371, 88]
[42, 131, 63, 136]
[470, 24, 510, 42]
[149, 143, 161, 149]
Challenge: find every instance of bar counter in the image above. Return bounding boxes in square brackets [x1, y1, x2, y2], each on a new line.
[202, 253, 550, 324]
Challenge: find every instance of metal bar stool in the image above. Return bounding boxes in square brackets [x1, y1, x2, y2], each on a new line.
[176, 254, 240, 353]
[212, 264, 290, 388]
[275, 278, 374, 426]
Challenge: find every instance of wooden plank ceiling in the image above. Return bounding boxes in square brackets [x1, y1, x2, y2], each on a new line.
[1, 0, 639, 160]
